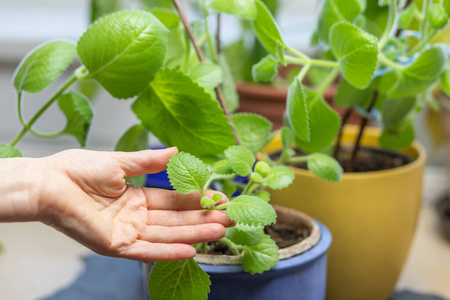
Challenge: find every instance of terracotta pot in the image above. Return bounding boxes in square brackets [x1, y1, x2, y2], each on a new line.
[260, 125, 426, 300]
[144, 206, 332, 300]
[236, 82, 361, 130]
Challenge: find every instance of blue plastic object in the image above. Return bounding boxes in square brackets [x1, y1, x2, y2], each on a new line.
[145, 145, 173, 190]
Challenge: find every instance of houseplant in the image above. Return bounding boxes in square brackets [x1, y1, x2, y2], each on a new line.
[243, 0, 448, 299]
[1, 2, 344, 299]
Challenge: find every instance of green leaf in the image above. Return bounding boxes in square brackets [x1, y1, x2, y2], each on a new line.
[58, 91, 94, 147]
[226, 195, 277, 228]
[444, 0, 450, 16]
[380, 120, 415, 150]
[381, 97, 416, 128]
[219, 55, 240, 113]
[398, 2, 416, 28]
[253, 190, 270, 202]
[133, 69, 236, 157]
[167, 152, 211, 194]
[388, 47, 445, 98]
[232, 113, 272, 154]
[0, 145, 22, 158]
[222, 180, 237, 197]
[335, 79, 373, 107]
[243, 235, 279, 274]
[281, 127, 294, 149]
[264, 166, 294, 190]
[286, 79, 309, 142]
[213, 159, 234, 175]
[252, 0, 285, 55]
[441, 69, 450, 97]
[211, 0, 257, 20]
[78, 10, 168, 99]
[14, 40, 77, 94]
[318, 0, 366, 43]
[188, 62, 222, 89]
[330, 22, 378, 89]
[296, 89, 341, 153]
[151, 8, 179, 29]
[252, 55, 279, 82]
[224, 146, 255, 176]
[307, 153, 343, 182]
[90, 0, 122, 23]
[148, 259, 210, 300]
[226, 227, 264, 246]
[429, 4, 448, 29]
[140, 0, 173, 9]
[115, 124, 149, 187]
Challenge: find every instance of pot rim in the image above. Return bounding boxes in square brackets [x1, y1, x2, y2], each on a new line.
[261, 125, 426, 179]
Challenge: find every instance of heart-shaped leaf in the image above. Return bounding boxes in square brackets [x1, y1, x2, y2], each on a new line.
[243, 235, 279, 274]
[252, 55, 279, 82]
[226, 227, 264, 246]
[224, 145, 255, 176]
[307, 153, 343, 182]
[167, 152, 211, 194]
[232, 113, 272, 154]
[188, 62, 222, 89]
[264, 166, 294, 190]
[226, 195, 277, 228]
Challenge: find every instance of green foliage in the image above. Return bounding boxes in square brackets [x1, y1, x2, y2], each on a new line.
[226, 227, 264, 246]
[380, 120, 415, 149]
[14, 40, 77, 94]
[335, 79, 373, 108]
[188, 62, 223, 90]
[329, 22, 378, 89]
[286, 79, 309, 143]
[0, 145, 22, 158]
[148, 259, 210, 300]
[307, 153, 343, 182]
[232, 113, 272, 154]
[252, 55, 279, 82]
[242, 235, 279, 274]
[224, 146, 255, 176]
[318, 0, 366, 43]
[263, 166, 295, 189]
[252, 0, 285, 55]
[90, 0, 122, 23]
[115, 124, 149, 187]
[440, 69, 450, 97]
[428, 4, 448, 29]
[213, 159, 234, 175]
[219, 55, 240, 113]
[211, 0, 257, 20]
[151, 8, 180, 29]
[280, 127, 294, 149]
[57, 91, 94, 147]
[78, 10, 168, 99]
[398, 3, 416, 28]
[381, 97, 416, 128]
[226, 195, 277, 229]
[253, 190, 270, 202]
[167, 152, 210, 195]
[132, 69, 236, 157]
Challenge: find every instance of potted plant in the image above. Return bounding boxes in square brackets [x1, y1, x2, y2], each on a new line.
[242, 0, 448, 299]
[1, 2, 344, 299]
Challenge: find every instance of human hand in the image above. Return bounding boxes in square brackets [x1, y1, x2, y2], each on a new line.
[0, 148, 233, 262]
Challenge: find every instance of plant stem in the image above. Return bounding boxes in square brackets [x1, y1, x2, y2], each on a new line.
[17, 92, 26, 127]
[316, 68, 339, 96]
[220, 237, 243, 255]
[212, 202, 229, 210]
[378, 52, 403, 71]
[333, 108, 353, 159]
[10, 75, 77, 147]
[347, 91, 378, 172]
[172, 0, 241, 146]
[407, 29, 438, 56]
[242, 180, 256, 195]
[420, 0, 430, 35]
[286, 156, 309, 163]
[285, 56, 339, 68]
[378, 0, 397, 51]
[201, 242, 207, 254]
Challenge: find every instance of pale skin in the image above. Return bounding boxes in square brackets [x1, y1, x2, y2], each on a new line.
[0, 147, 234, 262]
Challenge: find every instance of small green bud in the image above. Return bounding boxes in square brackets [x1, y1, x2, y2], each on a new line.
[285, 148, 295, 157]
[255, 161, 270, 177]
[429, 4, 448, 29]
[201, 196, 215, 209]
[251, 172, 263, 183]
[212, 193, 223, 203]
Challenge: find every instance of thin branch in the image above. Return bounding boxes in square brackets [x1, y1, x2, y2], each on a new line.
[172, 0, 241, 145]
[333, 108, 353, 159]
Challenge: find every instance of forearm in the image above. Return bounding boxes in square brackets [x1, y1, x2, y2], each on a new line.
[0, 158, 42, 222]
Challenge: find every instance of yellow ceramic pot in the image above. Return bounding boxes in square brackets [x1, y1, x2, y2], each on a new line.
[264, 125, 426, 300]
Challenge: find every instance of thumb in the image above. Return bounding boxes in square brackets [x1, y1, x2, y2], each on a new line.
[113, 147, 178, 178]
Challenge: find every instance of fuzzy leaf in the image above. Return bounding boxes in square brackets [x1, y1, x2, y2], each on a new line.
[167, 152, 210, 194]
[286, 79, 309, 142]
[219, 55, 240, 113]
[429, 4, 448, 29]
[226, 227, 264, 246]
[213, 159, 234, 175]
[188, 62, 222, 89]
[224, 146, 255, 176]
[232, 113, 272, 154]
[441, 69, 450, 97]
[0, 145, 22, 158]
[264, 166, 294, 190]
[307, 153, 343, 182]
[281, 127, 294, 149]
[14, 40, 77, 94]
[296, 89, 340, 153]
[253, 190, 270, 202]
[380, 120, 415, 150]
[133, 69, 235, 157]
[211, 0, 257, 20]
[381, 97, 416, 128]
[335, 79, 373, 107]
[115, 124, 149, 187]
[222, 180, 237, 197]
[58, 91, 94, 147]
[243, 235, 279, 274]
[388, 47, 445, 99]
[148, 259, 210, 300]
[252, 55, 279, 82]
[318, 0, 366, 43]
[151, 8, 180, 29]
[226, 195, 277, 228]
[330, 22, 378, 89]
[444, 0, 450, 16]
[252, 0, 285, 55]
[78, 10, 168, 99]
[398, 2, 416, 28]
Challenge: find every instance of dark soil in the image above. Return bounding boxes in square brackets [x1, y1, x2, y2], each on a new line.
[436, 195, 450, 242]
[201, 222, 309, 255]
[272, 146, 413, 173]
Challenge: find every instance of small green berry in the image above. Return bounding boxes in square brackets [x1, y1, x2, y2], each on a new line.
[201, 196, 215, 209]
[255, 161, 270, 177]
[251, 172, 263, 183]
[429, 4, 448, 29]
